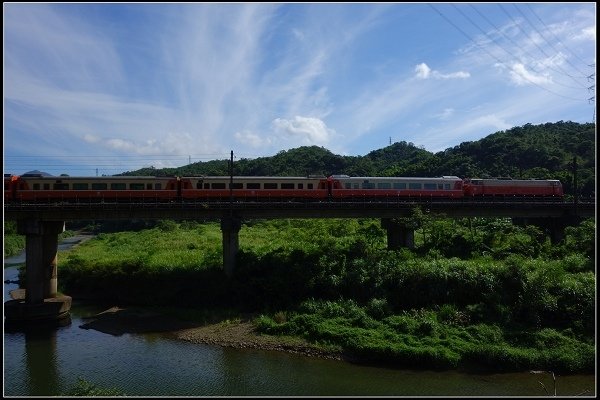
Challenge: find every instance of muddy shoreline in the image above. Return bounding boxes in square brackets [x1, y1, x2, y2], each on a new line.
[79, 306, 345, 361]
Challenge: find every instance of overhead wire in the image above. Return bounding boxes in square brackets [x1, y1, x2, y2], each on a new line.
[499, 3, 589, 87]
[466, 4, 587, 91]
[428, 3, 588, 102]
[3, 151, 278, 175]
[515, 3, 587, 77]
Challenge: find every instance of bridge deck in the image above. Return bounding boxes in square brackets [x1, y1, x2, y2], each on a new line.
[4, 199, 595, 220]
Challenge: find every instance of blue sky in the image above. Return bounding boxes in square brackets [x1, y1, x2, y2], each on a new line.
[3, 2, 596, 176]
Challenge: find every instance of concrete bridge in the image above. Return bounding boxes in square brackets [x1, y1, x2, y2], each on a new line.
[4, 198, 595, 324]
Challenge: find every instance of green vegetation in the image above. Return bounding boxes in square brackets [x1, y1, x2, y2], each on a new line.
[3, 221, 75, 258]
[4, 222, 25, 258]
[7, 120, 596, 373]
[56, 217, 595, 373]
[121, 121, 595, 197]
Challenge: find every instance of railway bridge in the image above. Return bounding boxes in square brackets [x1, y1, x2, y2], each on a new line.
[3, 198, 595, 324]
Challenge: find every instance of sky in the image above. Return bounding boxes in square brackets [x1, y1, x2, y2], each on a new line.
[3, 2, 596, 176]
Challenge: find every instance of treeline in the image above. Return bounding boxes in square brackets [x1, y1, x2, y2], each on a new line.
[121, 121, 595, 196]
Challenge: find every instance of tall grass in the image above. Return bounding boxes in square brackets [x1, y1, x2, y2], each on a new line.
[56, 217, 595, 372]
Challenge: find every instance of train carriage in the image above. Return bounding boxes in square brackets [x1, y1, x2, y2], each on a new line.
[4, 172, 566, 204]
[330, 175, 465, 199]
[4, 174, 179, 203]
[463, 178, 563, 198]
[181, 176, 329, 201]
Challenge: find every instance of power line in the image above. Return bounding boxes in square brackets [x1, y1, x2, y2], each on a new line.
[428, 3, 587, 102]
[523, 3, 592, 67]
[500, 3, 588, 87]
[466, 4, 587, 91]
[3, 154, 230, 159]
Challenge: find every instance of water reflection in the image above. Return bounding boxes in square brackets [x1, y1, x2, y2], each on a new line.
[5, 318, 71, 396]
[25, 328, 60, 395]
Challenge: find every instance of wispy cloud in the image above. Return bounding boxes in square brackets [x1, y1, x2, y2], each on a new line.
[3, 3, 596, 175]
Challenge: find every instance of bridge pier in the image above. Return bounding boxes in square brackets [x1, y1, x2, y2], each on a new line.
[381, 218, 415, 250]
[512, 216, 583, 245]
[220, 216, 242, 277]
[4, 220, 72, 324]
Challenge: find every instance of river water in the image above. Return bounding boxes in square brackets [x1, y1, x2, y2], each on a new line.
[3, 238, 596, 397]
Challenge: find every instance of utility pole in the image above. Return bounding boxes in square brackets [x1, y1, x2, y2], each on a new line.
[572, 156, 578, 214]
[229, 151, 234, 212]
[588, 64, 595, 122]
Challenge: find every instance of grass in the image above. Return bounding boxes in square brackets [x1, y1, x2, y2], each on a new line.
[55, 218, 595, 373]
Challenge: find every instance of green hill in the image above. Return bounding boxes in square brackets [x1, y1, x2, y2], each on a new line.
[120, 121, 595, 196]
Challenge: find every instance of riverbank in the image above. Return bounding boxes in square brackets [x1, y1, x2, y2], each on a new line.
[79, 306, 345, 361]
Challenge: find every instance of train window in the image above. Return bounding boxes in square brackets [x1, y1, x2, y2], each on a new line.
[155, 183, 162, 190]
[444, 184, 450, 190]
[110, 183, 126, 190]
[377, 183, 391, 189]
[44, 183, 50, 190]
[196, 182, 202, 189]
[92, 183, 107, 190]
[229, 183, 243, 189]
[247, 183, 261, 189]
[424, 183, 436, 190]
[408, 183, 422, 189]
[298, 183, 303, 189]
[344, 183, 352, 189]
[393, 183, 406, 189]
[53, 183, 69, 190]
[307, 183, 313, 189]
[204, 183, 210, 189]
[264, 183, 278, 189]
[146, 184, 153, 190]
[281, 183, 294, 189]
[130, 183, 145, 190]
[33, 183, 40, 190]
[362, 182, 375, 189]
[211, 183, 226, 189]
[73, 183, 89, 190]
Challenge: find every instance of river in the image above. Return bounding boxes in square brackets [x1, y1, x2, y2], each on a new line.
[3, 237, 596, 396]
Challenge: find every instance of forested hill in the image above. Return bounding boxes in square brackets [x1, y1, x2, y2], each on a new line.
[121, 121, 595, 196]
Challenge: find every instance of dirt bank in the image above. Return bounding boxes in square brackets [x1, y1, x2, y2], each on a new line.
[79, 306, 344, 361]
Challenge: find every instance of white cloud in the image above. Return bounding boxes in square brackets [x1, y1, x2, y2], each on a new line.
[234, 130, 271, 148]
[573, 25, 595, 41]
[3, 3, 595, 175]
[415, 63, 431, 79]
[434, 108, 455, 120]
[435, 71, 471, 79]
[271, 116, 334, 145]
[414, 63, 470, 80]
[83, 134, 100, 143]
[508, 63, 553, 86]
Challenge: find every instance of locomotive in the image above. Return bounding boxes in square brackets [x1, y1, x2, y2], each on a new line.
[4, 173, 563, 203]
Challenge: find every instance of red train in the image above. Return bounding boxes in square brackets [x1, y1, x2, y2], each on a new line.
[4, 173, 563, 203]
